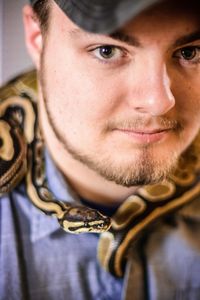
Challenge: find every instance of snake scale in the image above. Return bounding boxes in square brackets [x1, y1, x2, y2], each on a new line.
[0, 72, 111, 234]
[2, 71, 200, 277]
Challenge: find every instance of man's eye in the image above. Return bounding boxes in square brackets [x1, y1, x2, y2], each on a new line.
[99, 46, 117, 59]
[91, 45, 125, 62]
[174, 46, 200, 64]
[181, 47, 199, 60]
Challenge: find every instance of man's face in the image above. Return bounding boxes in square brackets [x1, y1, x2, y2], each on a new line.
[38, 1, 200, 187]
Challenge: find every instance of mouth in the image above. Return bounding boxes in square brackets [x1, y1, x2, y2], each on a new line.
[114, 128, 173, 144]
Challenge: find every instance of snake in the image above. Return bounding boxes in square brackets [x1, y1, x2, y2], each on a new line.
[0, 72, 111, 234]
[2, 71, 200, 278]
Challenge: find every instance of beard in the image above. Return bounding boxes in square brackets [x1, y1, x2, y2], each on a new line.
[39, 56, 181, 188]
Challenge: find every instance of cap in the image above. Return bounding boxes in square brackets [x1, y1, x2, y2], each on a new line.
[30, 0, 160, 33]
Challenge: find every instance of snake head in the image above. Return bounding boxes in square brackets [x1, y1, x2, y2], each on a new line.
[59, 205, 111, 234]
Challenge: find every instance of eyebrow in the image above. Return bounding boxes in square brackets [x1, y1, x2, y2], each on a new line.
[109, 30, 141, 47]
[110, 30, 200, 48]
[70, 28, 200, 48]
[69, 28, 141, 47]
[173, 30, 200, 47]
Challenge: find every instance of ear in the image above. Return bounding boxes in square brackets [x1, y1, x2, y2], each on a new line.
[23, 5, 43, 69]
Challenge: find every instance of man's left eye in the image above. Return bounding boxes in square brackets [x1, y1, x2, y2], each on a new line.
[181, 47, 199, 60]
[174, 46, 200, 63]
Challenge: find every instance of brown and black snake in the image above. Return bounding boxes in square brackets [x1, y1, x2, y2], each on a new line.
[1, 71, 200, 277]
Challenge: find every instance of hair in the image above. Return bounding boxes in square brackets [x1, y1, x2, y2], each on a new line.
[32, 0, 51, 34]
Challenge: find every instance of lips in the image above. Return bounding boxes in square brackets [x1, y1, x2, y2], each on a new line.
[114, 127, 172, 143]
[119, 128, 171, 134]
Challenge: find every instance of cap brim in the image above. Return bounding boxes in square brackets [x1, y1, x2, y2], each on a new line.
[54, 0, 161, 33]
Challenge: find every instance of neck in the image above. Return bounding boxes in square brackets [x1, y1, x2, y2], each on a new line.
[51, 150, 139, 206]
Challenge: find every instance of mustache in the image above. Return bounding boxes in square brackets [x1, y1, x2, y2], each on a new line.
[105, 116, 183, 132]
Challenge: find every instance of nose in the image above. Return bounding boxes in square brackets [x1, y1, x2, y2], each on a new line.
[128, 59, 175, 116]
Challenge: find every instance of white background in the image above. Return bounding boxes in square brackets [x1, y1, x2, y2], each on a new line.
[0, 0, 33, 85]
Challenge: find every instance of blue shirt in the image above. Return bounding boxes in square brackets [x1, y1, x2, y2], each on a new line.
[0, 151, 123, 300]
[1, 150, 200, 300]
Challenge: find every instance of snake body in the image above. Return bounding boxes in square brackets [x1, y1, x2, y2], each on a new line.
[2, 71, 200, 278]
[0, 73, 111, 234]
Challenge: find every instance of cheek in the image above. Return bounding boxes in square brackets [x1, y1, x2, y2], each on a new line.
[172, 74, 200, 122]
[44, 49, 125, 127]
[173, 79, 200, 146]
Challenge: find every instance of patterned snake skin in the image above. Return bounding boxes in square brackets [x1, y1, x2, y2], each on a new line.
[1, 70, 200, 277]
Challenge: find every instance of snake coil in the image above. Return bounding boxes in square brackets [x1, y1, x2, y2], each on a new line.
[2, 72, 200, 277]
[0, 74, 111, 234]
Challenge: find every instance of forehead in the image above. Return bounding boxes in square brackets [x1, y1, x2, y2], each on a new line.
[124, 0, 200, 29]
[120, 1, 200, 39]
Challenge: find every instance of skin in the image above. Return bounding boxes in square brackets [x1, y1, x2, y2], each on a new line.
[23, 0, 200, 206]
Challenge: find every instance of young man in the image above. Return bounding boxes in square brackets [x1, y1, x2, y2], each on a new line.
[1, 0, 200, 299]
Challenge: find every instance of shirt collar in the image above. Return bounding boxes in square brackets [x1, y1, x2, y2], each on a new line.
[31, 149, 80, 242]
